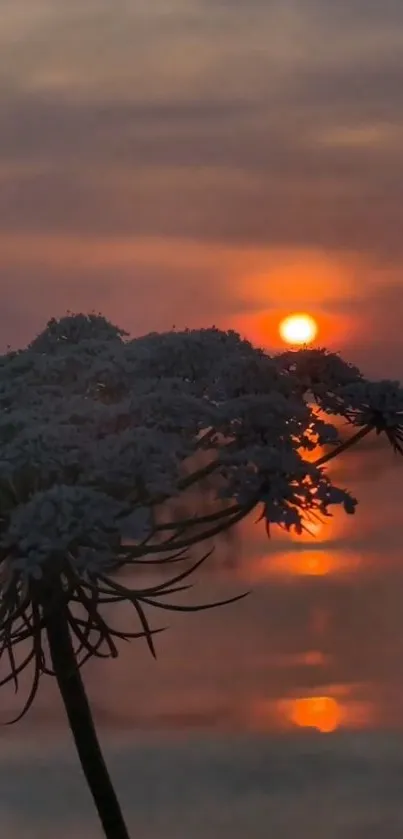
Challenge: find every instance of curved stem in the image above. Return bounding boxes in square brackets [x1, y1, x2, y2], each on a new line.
[43, 591, 130, 839]
[125, 499, 256, 557]
[314, 424, 373, 467]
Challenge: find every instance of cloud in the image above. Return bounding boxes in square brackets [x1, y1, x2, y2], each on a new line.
[0, 233, 258, 348]
[0, 0, 402, 270]
[0, 0, 401, 365]
[0, 79, 402, 265]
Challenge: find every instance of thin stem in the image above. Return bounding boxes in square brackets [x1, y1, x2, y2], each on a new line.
[124, 499, 255, 557]
[43, 589, 130, 839]
[151, 501, 243, 533]
[142, 440, 236, 508]
[314, 424, 373, 467]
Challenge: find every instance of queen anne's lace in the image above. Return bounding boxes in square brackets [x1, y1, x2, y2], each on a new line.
[0, 312, 401, 722]
[338, 380, 403, 427]
[3, 485, 127, 578]
[276, 347, 363, 413]
[1, 312, 401, 579]
[28, 312, 127, 353]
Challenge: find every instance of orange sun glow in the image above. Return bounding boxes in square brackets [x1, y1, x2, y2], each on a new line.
[279, 313, 318, 346]
[289, 696, 341, 733]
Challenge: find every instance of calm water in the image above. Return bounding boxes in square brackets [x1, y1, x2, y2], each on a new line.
[3, 732, 403, 838]
[2, 437, 403, 836]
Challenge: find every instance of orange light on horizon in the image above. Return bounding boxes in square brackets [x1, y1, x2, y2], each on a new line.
[226, 247, 362, 351]
[287, 696, 342, 733]
[229, 307, 352, 353]
[299, 552, 333, 576]
[249, 692, 375, 733]
[244, 549, 362, 581]
[279, 313, 318, 346]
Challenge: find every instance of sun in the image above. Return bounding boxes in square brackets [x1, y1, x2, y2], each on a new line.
[279, 313, 318, 346]
[289, 696, 341, 733]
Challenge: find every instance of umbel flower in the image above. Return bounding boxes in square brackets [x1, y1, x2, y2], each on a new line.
[0, 313, 401, 838]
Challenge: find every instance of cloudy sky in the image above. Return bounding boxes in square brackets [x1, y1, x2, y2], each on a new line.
[0, 0, 402, 377]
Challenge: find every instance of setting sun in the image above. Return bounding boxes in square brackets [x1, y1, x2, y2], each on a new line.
[279, 313, 318, 346]
[289, 696, 341, 733]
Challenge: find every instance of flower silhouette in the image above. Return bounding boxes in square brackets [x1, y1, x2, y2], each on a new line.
[0, 313, 401, 838]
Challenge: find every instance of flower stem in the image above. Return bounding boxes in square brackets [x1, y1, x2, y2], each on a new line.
[314, 424, 373, 467]
[44, 593, 130, 839]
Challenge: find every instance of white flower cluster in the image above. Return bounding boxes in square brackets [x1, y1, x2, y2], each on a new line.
[125, 327, 253, 386]
[218, 443, 356, 527]
[2, 485, 127, 578]
[28, 312, 127, 353]
[337, 379, 403, 428]
[0, 313, 400, 579]
[276, 347, 363, 412]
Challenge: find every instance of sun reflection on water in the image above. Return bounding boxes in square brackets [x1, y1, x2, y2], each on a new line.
[246, 549, 361, 580]
[251, 692, 374, 734]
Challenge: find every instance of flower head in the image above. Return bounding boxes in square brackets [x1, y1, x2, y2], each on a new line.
[337, 380, 403, 450]
[0, 312, 399, 720]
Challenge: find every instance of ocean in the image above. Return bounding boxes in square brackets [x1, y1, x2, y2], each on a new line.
[2, 731, 403, 838]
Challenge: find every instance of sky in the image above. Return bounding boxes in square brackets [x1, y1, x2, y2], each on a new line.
[1, 0, 403, 750]
[0, 0, 403, 377]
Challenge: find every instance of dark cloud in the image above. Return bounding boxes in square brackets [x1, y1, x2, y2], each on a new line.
[293, 58, 403, 117]
[307, 0, 403, 27]
[0, 79, 401, 264]
[0, 93, 255, 163]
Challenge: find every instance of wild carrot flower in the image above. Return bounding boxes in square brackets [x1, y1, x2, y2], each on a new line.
[0, 312, 400, 838]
